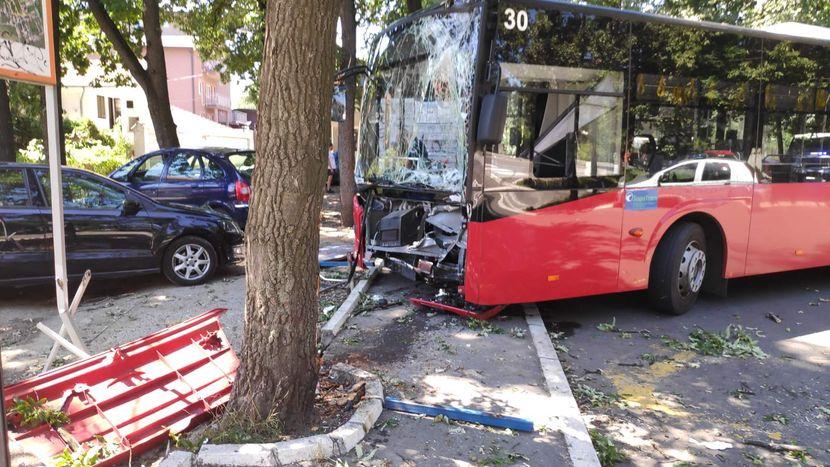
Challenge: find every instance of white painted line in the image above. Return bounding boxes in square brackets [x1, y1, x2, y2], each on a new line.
[320, 267, 379, 348]
[524, 304, 601, 467]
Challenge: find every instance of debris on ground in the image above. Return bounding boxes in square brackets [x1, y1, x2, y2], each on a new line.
[765, 312, 782, 324]
[690, 438, 733, 451]
[383, 397, 534, 432]
[661, 324, 768, 359]
[589, 429, 625, 466]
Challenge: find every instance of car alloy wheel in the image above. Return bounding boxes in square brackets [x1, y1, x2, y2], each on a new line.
[172, 244, 211, 281]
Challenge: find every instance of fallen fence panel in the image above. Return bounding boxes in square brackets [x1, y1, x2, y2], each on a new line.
[3, 308, 238, 466]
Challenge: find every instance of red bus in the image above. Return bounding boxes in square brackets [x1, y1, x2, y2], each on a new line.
[353, 0, 830, 315]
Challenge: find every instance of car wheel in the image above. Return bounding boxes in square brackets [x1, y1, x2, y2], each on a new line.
[648, 222, 707, 315]
[162, 236, 218, 286]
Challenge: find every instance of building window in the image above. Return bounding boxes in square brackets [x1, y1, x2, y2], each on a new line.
[97, 96, 106, 119]
[126, 100, 134, 109]
[198, 81, 203, 96]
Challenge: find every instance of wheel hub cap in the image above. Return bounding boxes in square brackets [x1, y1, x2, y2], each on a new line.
[678, 241, 706, 297]
[173, 244, 210, 281]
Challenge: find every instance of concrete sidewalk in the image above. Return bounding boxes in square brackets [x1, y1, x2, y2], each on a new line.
[325, 275, 574, 466]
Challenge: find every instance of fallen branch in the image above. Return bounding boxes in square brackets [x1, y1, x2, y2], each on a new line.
[743, 439, 806, 453]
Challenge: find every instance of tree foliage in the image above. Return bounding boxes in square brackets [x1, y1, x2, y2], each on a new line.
[170, 0, 265, 100]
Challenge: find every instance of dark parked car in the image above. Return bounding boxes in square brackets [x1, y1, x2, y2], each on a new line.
[0, 163, 244, 287]
[109, 148, 253, 229]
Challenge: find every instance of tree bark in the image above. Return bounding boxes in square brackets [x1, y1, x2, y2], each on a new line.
[87, 0, 179, 148]
[226, 0, 337, 432]
[406, 0, 422, 13]
[338, 0, 357, 228]
[0, 81, 14, 162]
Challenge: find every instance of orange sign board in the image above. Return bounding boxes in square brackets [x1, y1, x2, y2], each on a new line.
[0, 0, 57, 86]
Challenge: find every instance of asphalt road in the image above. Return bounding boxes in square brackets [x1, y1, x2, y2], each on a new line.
[543, 266, 830, 466]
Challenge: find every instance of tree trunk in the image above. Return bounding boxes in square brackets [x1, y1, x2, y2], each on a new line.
[142, 0, 179, 148]
[87, 0, 179, 148]
[406, 0, 422, 14]
[0, 80, 14, 162]
[338, 0, 357, 228]
[225, 0, 337, 432]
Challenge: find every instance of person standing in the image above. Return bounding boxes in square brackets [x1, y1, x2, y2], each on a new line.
[326, 143, 338, 193]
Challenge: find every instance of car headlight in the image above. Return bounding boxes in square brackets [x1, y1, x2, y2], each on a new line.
[220, 220, 243, 235]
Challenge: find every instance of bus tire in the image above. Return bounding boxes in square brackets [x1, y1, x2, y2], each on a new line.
[649, 222, 707, 315]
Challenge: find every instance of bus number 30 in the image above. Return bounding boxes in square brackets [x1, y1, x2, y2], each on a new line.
[504, 8, 529, 31]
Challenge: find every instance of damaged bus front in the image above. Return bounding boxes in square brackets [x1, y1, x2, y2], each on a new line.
[354, 2, 483, 285]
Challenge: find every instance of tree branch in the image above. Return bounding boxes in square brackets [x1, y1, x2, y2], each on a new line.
[142, 0, 166, 83]
[86, 0, 150, 90]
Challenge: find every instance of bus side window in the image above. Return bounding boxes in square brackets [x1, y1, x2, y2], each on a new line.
[702, 162, 731, 182]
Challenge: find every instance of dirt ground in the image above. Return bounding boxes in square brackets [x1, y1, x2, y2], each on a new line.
[545, 267, 830, 466]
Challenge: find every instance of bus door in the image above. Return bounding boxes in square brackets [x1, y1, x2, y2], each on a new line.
[747, 182, 830, 274]
[469, 82, 626, 305]
[747, 133, 830, 274]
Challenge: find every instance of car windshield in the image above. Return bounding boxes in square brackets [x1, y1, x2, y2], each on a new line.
[225, 151, 256, 179]
[355, 6, 481, 195]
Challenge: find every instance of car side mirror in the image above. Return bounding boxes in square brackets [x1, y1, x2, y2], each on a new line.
[122, 199, 142, 216]
[477, 93, 508, 145]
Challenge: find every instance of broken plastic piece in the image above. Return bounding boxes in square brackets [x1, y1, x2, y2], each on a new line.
[384, 397, 534, 432]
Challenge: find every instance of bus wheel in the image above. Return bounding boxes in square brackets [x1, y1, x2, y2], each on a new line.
[649, 222, 707, 315]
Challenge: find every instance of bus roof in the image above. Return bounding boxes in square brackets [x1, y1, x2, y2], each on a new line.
[384, 1, 830, 49]
[527, 0, 830, 47]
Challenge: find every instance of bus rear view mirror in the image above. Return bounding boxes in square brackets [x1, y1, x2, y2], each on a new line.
[477, 93, 508, 145]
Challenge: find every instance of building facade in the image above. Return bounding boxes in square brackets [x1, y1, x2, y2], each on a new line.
[61, 26, 250, 154]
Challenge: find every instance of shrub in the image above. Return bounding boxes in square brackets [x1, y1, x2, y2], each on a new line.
[16, 117, 133, 175]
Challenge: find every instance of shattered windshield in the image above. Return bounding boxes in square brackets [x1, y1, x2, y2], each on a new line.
[356, 6, 481, 194]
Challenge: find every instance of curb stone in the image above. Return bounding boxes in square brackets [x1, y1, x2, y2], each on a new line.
[524, 304, 601, 467]
[158, 450, 195, 467]
[161, 363, 383, 466]
[320, 267, 380, 348]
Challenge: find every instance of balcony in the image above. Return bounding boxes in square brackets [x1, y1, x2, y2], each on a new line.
[203, 94, 230, 109]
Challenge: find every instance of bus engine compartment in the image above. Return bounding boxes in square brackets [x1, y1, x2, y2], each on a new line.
[361, 193, 466, 285]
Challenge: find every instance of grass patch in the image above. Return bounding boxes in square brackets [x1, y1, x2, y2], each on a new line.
[54, 446, 105, 467]
[170, 431, 205, 453]
[508, 327, 526, 339]
[661, 325, 767, 359]
[466, 318, 504, 336]
[596, 317, 617, 332]
[590, 429, 625, 466]
[472, 444, 529, 466]
[53, 436, 118, 467]
[374, 417, 399, 432]
[205, 410, 283, 444]
[436, 337, 457, 355]
[763, 413, 790, 425]
[342, 336, 362, 346]
[8, 397, 70, 429]
[573, 384, 621, 408]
